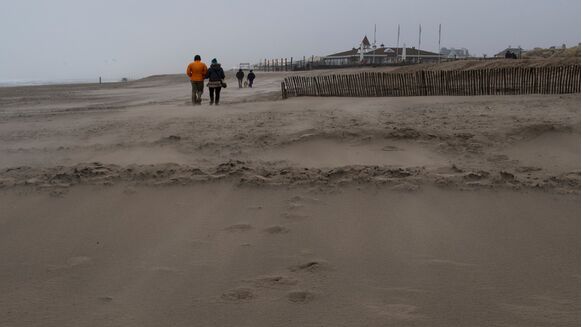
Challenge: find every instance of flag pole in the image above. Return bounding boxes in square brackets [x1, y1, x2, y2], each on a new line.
[418, 24, 422, 50]
[396, 24, 400, 62]
[438, 24, 442, 63]
[418, 24, 422, 63]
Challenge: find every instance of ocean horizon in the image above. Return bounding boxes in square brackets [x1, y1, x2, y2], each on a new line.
[0, 77, 125, 87]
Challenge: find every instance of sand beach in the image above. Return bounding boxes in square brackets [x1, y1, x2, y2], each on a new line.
[0, 61, 579, 326]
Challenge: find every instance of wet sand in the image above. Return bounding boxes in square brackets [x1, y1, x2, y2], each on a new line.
[0, 67, 579, 326]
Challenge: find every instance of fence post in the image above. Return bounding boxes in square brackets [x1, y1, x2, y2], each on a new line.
[281, 81, 287, 99]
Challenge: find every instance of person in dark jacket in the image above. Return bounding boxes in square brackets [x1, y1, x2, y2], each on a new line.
[205, 58, 226, 105]
[236, 69, 244, 88]
[247, 70, 256, 88]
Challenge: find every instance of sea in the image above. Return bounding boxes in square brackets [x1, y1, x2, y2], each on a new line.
[0, 78, 122, 87]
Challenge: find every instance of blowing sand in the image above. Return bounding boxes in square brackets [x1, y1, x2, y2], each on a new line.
[0, 68, 579, 326]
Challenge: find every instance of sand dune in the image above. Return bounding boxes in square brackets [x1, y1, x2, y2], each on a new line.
[0, 68, 579, 326]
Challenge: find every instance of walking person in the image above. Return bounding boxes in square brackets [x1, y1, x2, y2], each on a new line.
[247, 70, 256, 88]
[236, 69, 244, 88]
[186, 55, 208, 105]
[206, 58, 226, 105]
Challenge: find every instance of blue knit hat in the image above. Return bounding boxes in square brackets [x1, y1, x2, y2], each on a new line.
[211, 58, 218, 64]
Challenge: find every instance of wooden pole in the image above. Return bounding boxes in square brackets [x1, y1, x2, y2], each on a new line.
[576, 65, 581, 93]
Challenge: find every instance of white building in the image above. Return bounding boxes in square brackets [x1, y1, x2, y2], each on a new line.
[440, 47, 471, 59]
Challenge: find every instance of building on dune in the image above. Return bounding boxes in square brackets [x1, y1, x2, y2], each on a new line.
[494, 46, 524, 58]
[440, 47, 471, 59]
[322, 36, 442, 66]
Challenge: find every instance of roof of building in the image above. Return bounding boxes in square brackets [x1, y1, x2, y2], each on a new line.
[362, 36, 371, 47]
[391, 47, 439, 56]
[326, 46, 440, 58]
[365, 47, 395, 55]
[326, 48, 360, 57]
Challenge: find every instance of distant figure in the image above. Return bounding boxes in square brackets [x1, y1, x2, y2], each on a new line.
[236, 69, 245, 88]
[247, 70, 256, 88]
[206, 58, 226, 105]
[505, 50, 513, 59]
[186, 55, 208, 105]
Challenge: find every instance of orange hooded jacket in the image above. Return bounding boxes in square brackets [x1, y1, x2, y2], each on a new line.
[186, 61, 208, 82]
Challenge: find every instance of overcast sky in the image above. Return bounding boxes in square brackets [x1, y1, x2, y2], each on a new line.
[1, 0, 580, 81]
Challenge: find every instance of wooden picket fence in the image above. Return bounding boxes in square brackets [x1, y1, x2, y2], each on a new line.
[281, 65, 581, 98]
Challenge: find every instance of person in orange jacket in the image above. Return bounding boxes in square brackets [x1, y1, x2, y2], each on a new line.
[186, 55, 208, 105]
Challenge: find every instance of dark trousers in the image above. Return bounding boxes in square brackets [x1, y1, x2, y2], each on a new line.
[209, 87, 221, 104]
[190, 81, 204, 104]
[237, 79, 243, 88]
[248, 79, 254, 88]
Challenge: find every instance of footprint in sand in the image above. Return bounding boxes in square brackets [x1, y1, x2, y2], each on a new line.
[263, 225, 290, 234]
[221, 287, 256, 302]
[381, 145, 402, 152]
[289, 259, 330, 273]
[224, 223, 252, 232]
[287, 290, 316, 303]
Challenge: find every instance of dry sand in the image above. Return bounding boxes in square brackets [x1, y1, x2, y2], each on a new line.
[0, 66, 579, 326]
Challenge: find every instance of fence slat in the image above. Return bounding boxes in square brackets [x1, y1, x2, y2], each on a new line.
[551, 66, 556, 94]
[560, 66, 566, 94]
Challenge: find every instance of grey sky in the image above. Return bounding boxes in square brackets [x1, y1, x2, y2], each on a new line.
[1, 0, 580, 81]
